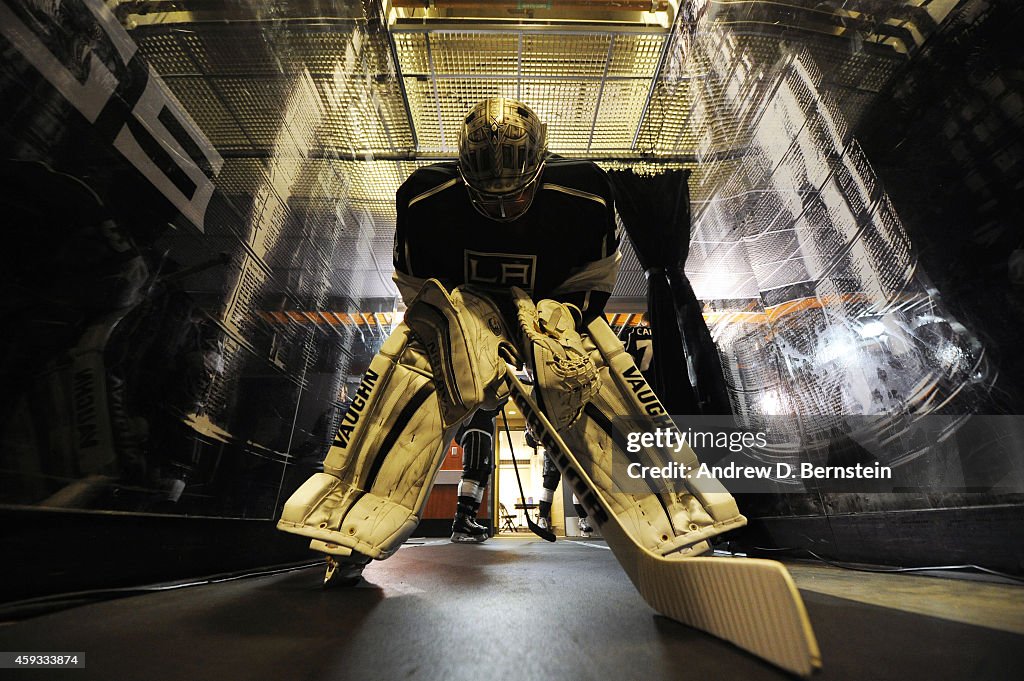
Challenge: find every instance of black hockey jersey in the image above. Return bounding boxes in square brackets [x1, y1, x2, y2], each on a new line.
[621, 324, 656, 378]
[393, 158, 619, 318]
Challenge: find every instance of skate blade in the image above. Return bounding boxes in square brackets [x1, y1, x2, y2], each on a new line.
[450, 532, 488, 544]
[323, 556, 365, 588]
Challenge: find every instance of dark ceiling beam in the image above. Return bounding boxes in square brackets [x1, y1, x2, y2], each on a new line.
[392, 0, 672, 10]
[212, 148, 751, 163]
[116, 0, 368, 23]
[710, 0, 939, 54]
[712, 0, 937, 32]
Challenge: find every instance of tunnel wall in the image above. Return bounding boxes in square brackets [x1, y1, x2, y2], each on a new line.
[0, 0, 397, 601]
[669, 1, 1024, 572]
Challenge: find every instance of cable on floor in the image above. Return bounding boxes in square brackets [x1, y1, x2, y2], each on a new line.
[746, 545, 1024, 584]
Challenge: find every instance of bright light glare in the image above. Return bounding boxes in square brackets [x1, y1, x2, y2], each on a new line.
[816, 338, 855, 365]
[759, 390, 785, 415]
[936, 343, 964, 370]
[390, 308, 406, 333]
[859, 321, 885, 338]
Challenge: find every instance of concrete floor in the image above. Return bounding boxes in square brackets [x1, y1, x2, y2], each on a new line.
[785, 561, 1024, 635]
[0, 537, 1021, 681]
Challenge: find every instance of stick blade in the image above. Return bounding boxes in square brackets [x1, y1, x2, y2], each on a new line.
[502, 368, 820, 675]
[527, 518, 557, 542]
[637, 553, 822, 677]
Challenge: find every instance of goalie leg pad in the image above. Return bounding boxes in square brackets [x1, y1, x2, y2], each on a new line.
[279, 474, 425, 559]
[556, 317, 746, 556]
[584, 317, 742, 523]
[277, 323, 459, 559]
[404, 279, 511, 428]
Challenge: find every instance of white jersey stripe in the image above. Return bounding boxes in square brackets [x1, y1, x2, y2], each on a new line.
[540, 182, 607, 207]
[408, 178, 459, 208]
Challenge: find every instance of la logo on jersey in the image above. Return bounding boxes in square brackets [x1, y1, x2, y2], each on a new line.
[464, 250, 537, 293]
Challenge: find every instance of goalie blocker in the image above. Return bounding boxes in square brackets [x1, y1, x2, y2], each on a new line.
[277, 280, 743, 571]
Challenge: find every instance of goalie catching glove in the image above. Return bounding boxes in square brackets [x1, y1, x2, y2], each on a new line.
[511, 287, 601, 430]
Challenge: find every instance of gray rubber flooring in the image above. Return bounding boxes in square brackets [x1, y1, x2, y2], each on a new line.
[0, 538, 1021, 681]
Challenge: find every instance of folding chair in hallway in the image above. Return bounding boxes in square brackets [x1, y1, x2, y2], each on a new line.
[498, 503, 518, 533]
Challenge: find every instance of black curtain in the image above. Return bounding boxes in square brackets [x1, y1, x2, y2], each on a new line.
[608, 169, 732, 416]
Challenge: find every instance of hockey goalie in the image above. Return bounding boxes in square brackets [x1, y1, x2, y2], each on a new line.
[278, 95, 740, 579]
[278, 97, 819, 675]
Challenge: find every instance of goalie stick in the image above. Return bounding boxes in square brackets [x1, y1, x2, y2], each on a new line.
[503, 366, 822, 677]
[500, 404, 556, 542]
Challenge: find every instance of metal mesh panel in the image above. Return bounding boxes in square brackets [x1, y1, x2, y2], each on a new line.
[212, 77, 301, 150]
[608, 33, 665, 77]
[314, 76, 411, 152]
[590, 79, 651, 150]
[521, 33, 612, 77]
[215, 158, 266, 197]
[611, 269, 647, 298]
[139, 20, 414, 158]
[433, 33, 521, 76]
[690, 157, 741, 205]
[331, 159, 424, 221]
[283, 31, 368, 76]
[637, 79, 700, 153]
[521, 79, 602, 150]
[394, 29, 664, 154]
[392, 32, 430, 74]
[136, 30, 208, 74]
[288, 160, 347, 206]
[197, 26, 284, 76]
[403, 77, 519, 150]
[790, 110, 838, 190]
[162, 77, 254, 151]
[686, 239, 758, 300]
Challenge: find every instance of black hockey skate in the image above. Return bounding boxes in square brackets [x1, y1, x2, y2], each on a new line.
[323, 552, 371, 588]
[451, 513, 489, 543]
